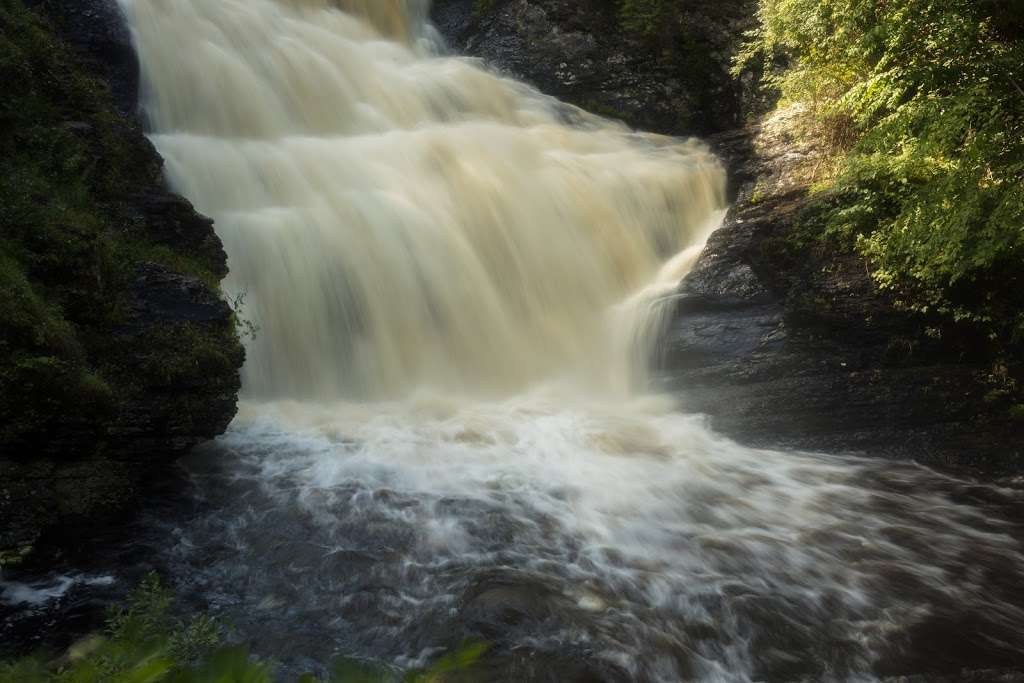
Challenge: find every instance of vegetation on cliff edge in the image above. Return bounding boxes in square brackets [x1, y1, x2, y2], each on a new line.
[734, 0, 1024, 346]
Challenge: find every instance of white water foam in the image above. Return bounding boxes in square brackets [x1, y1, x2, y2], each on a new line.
[116, 0, 1024, 679]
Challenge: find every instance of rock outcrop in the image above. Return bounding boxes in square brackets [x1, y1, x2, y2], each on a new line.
[0, 0, 243, 562]
[25, 0, 140, 115]
[432, 0, 763, 136]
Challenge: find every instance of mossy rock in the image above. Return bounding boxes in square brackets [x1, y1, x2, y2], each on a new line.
[0, 0, 243, 556]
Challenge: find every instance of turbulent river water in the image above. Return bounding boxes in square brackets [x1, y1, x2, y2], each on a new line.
[5, 1, 1024, 681]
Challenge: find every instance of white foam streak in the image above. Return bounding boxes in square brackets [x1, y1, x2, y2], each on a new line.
[0, 574, 115, 607]
[216, 397, 1024, 679]
[119, 1, 1024, 679]
[121, 0, 724, 399]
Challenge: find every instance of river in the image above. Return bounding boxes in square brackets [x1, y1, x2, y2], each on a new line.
[4, 1, 1024, 680]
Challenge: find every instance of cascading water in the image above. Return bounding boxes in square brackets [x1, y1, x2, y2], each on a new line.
[124, 0, 724, 398]
[100, 0, 1024, 679]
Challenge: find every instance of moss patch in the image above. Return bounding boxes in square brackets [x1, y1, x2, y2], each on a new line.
[0, 0, 242, 457]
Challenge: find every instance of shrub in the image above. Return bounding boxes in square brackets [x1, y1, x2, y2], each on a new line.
[0, 575, 488, 683]
[738, 0, 1024, 343]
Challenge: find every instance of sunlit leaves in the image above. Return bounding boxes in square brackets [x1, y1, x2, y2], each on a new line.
[742, 0, 1024, 337]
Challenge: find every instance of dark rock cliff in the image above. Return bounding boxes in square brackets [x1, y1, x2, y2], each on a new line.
[433, 1, 1023, 475]
[662, 116, 1023, 473]
[0, 0, 244, 563]
[432, 0, 764, 136]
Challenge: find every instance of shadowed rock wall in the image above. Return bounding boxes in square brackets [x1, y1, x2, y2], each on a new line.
[0, 0, 243, 563]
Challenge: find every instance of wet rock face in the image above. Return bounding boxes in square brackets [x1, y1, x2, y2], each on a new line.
[432, 0, 760, 136]
[25, 0, 139, 115]
[0, 0, 242, 560]
[658, 122, 1023, 473]
[432, 2, 1021, 472]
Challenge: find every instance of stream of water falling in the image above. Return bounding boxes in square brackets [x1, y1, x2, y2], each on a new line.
[59, 0, 1024, 679]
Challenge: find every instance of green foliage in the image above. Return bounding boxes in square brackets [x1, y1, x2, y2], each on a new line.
[1, 575, 489, 683]
[740, 0, 1024, 343]
[0, 574, 221, 683]
[617, 0, 670, 34]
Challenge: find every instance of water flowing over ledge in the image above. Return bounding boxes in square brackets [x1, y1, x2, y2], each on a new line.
[122, 0, 725, 399]
[102, 0, 1024, 680]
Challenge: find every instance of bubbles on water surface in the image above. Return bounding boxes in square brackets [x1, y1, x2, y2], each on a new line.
[104, 0, 1024, 679]
[139, 399, 1024, 681]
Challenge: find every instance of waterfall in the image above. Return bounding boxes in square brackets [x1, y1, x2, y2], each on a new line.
[120, 0, 725, 400]
[115, 1, 1024, 681]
